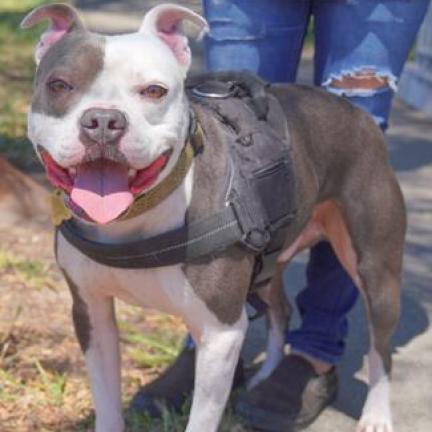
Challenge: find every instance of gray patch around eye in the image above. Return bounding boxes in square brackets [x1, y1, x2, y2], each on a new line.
[32, 31, 106, 118]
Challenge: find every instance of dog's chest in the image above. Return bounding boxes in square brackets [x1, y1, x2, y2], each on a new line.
[57, 231, 199, 316]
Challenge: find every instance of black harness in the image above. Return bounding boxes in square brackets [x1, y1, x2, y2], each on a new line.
[59, 72, 297, 308]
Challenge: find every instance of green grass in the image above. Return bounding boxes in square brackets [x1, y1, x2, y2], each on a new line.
[120, 320, 184, 369]
[0, 0, 49, 13]
[34, 359, 68, 407]
[0, 0, 54, 170]
[0, 249, 55, 290]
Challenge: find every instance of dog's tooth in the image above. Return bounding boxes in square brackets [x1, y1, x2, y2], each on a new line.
[128, 169, 137, 179]
[68, 167, 77, 178]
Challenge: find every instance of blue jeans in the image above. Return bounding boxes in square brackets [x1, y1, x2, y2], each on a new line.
[195, 0, 429, 364]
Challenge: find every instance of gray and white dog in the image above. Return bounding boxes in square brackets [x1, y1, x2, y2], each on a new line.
[22, 3, 406, 432]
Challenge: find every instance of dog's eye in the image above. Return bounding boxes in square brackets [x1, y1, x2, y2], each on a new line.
[139, 85, 168, 99]
[47, 79, 74, 94]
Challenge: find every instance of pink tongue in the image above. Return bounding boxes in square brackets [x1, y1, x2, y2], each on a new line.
[71, 160, 133, 224]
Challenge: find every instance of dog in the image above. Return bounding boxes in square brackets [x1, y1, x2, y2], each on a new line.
[22, 3, 406, 432]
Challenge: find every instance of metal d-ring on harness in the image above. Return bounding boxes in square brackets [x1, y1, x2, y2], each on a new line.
[58, 71, 297, 319]
[192, 81, 237, 99]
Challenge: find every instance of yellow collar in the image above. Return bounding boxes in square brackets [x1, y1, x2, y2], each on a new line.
[50, 121, 204, 226]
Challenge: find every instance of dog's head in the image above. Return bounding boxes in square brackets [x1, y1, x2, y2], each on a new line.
[22, 3, 208, 224]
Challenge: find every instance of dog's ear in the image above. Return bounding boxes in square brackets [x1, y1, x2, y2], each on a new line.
[140, 4, 208, 73]
[21, 3, 84, 65]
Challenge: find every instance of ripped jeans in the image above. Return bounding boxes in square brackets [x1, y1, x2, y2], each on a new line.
[201, 0, 429, 364]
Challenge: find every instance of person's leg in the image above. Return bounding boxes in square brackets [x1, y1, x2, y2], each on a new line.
[314, 0, 430, 130]
[204, 1, 356, 429]
[204, 0, 311, 82]
[204, 2, 361, 373]
[286, 242, 358, 365]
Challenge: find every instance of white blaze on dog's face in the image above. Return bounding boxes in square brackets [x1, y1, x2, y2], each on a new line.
[22, 3, 208, 225]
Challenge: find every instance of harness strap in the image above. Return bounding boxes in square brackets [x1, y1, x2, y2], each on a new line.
[59, 203, 244, 268]
[120, 123, 203, 220]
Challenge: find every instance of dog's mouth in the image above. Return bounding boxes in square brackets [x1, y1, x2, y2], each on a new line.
[41, 149, 172, 224]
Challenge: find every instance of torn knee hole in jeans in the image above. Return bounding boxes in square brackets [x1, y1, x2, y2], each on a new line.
[322, 68, 397, 97]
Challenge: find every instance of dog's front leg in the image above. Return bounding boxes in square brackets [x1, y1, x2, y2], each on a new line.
[64, 273, 123, 432]
[185, 310, 248, 432]
[85, 296, 123, 432]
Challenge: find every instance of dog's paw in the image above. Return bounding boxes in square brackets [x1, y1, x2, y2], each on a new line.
[356, 415, 393, 432]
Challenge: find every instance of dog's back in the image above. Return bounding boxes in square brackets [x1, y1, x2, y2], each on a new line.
[271, 84, 392, 200]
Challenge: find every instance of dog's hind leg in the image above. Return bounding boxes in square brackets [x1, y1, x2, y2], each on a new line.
[355, 270, 401, 432]
[319, 171, 405, 432]
[349, 189, 404, 432]
[248, 263, 291, 389]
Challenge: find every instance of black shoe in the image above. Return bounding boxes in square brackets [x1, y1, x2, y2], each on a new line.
[235, 354, 338, 431]
[129, 345, 245, 417]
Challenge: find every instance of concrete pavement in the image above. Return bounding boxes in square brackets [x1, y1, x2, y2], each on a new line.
[74, 2, 432, 431]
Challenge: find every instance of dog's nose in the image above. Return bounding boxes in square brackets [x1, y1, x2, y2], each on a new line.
[80, 108, 127, 145]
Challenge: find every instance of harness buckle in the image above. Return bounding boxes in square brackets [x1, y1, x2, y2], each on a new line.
[192, 80, 237, 99]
